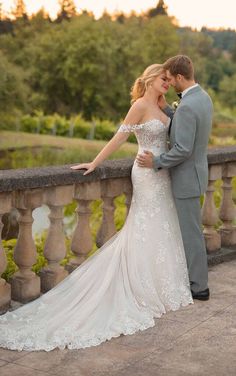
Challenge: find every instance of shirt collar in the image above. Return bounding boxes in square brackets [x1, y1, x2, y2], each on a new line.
[181, 83, 199, 98]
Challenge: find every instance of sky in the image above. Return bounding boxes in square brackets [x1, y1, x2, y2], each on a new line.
[1, 0, 235, 30]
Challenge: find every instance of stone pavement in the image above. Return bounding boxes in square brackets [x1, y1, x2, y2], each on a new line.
[0, 259, 236, 376]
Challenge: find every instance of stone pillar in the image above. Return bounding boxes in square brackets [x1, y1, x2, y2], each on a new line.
[202, 165, 222, 252]
[68, 181, 101, 272]
[40, 185, 74, 292]
[219, 162, 236, 247]
[0, 193, 12, 313]
[10, 190, 43, 303]
[96, 178, 124, 247]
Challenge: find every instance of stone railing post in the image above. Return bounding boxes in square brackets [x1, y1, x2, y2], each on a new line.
[202, 165, 222, 252]
[68, 181, 101, 272]
[11, 190, 43, 303]
[96, 178, 124, 248]
[0, 193, 12, 313]
[219, 162, 236, 247]
[40, 185, 74, 292]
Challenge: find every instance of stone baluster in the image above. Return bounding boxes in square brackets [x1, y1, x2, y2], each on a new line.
[11, 190, 43, 303]
[123, 177, 133, 218]
[202, 165, 222, 252]
[67, 181, 101, 272]
[219, 162, 236, 247]
[96, 178, 124, 248]
[0, 193, 12, 313]
[40, 185, 74, 292]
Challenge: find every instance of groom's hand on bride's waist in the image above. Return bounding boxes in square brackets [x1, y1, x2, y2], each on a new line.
[136, 151, 154, 168]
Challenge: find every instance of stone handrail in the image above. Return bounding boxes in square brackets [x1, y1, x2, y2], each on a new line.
[0, 146, 236, 313]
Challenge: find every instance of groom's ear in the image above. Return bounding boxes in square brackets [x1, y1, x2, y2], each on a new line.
[176, 74, 184, 82]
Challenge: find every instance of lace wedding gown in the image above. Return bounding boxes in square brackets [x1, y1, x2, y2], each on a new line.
[0, 118, 193, 352]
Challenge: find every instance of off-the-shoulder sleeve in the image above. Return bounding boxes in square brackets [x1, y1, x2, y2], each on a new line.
[117, 124, 144, 133]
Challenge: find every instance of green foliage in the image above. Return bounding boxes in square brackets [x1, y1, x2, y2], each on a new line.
[93, 119, 117, 140]
[148, 0, 168, 17]
[0, 112, 137, 143]
[201, 27, 236, 53]
[0, 9, 235, 138]
[1, 239, 18, 281]
[20, 114, 39, 133]
[0, 51, 29, 113]
[137, 16, 179, 69]
[219, 73, 236, 107]
[57, 0, 77, 22]
[2, 231, 74, 281]
[72, 114, 92, 138]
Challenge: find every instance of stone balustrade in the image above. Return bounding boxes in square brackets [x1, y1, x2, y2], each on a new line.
[0, 147, 236, 313]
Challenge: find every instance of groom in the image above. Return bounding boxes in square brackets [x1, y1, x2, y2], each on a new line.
[137, 55, 213, 301]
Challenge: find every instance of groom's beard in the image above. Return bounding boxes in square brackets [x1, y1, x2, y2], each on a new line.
[173, 83, 183, 93]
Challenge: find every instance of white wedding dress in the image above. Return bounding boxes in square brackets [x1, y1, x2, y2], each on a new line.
[0, 118, 193, 352]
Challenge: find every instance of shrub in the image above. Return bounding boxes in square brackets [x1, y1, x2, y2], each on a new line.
[93, 119, 116, 140]
[72, 114, 91, 138]
[20, 114, 39, 133]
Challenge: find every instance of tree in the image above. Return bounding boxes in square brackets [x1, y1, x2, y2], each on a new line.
[231, 43, 236, 63]
[30, 8, 51, 31]
[57, 0, 77, 22]
[141, 16, 179, 64]
[148, 0, 168, 18]
[113, 11, 126, 24]
[0, 2, 13, 34]
[219, 73, 236, 107]
[0, 51, 29, 112]
[13, 0, 28, 20]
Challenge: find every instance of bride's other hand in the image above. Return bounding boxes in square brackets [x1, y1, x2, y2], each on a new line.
[70, 162, 95, 175]
[136, 151, 154, 168]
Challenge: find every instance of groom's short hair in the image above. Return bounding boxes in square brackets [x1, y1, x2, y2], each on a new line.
[163, 55, 194, 80]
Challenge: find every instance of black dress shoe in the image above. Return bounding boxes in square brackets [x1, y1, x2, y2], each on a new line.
[191, 288, 210, 301]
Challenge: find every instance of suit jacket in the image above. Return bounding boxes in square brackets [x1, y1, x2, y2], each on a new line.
[153, 85, 213, 198]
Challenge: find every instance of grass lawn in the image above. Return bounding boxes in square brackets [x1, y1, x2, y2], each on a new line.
[0, 131, 138, 154]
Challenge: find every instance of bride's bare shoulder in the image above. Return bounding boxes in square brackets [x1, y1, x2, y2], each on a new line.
[132, 97, 146, 110]
[123, 99, 146, 125]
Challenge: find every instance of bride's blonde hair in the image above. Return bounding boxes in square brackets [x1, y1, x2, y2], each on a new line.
[130, 64, 164, 104]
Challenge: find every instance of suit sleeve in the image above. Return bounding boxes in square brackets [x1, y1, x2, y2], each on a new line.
[153, 105, 196, 170]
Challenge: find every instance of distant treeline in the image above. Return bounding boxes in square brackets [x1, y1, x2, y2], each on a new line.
[0, 0, 236, 124]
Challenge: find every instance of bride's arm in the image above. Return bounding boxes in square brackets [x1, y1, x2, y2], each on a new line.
[158, 95, 175, 119]
[70, 132, 130, 175]
[71, 101, 144, 175]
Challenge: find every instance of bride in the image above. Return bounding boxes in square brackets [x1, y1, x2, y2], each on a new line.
[0, 64, 193, 352]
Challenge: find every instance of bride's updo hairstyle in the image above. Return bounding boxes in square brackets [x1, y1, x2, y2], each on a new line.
[130, 64, 164, 104]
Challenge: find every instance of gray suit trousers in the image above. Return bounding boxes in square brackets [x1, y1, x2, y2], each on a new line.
[174, 197, 208, 292]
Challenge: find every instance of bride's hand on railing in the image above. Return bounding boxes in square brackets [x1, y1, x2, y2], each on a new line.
[70, 162, 96, 175]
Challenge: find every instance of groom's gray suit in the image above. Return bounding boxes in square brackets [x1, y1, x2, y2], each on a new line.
[153, 85, 213, 293]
